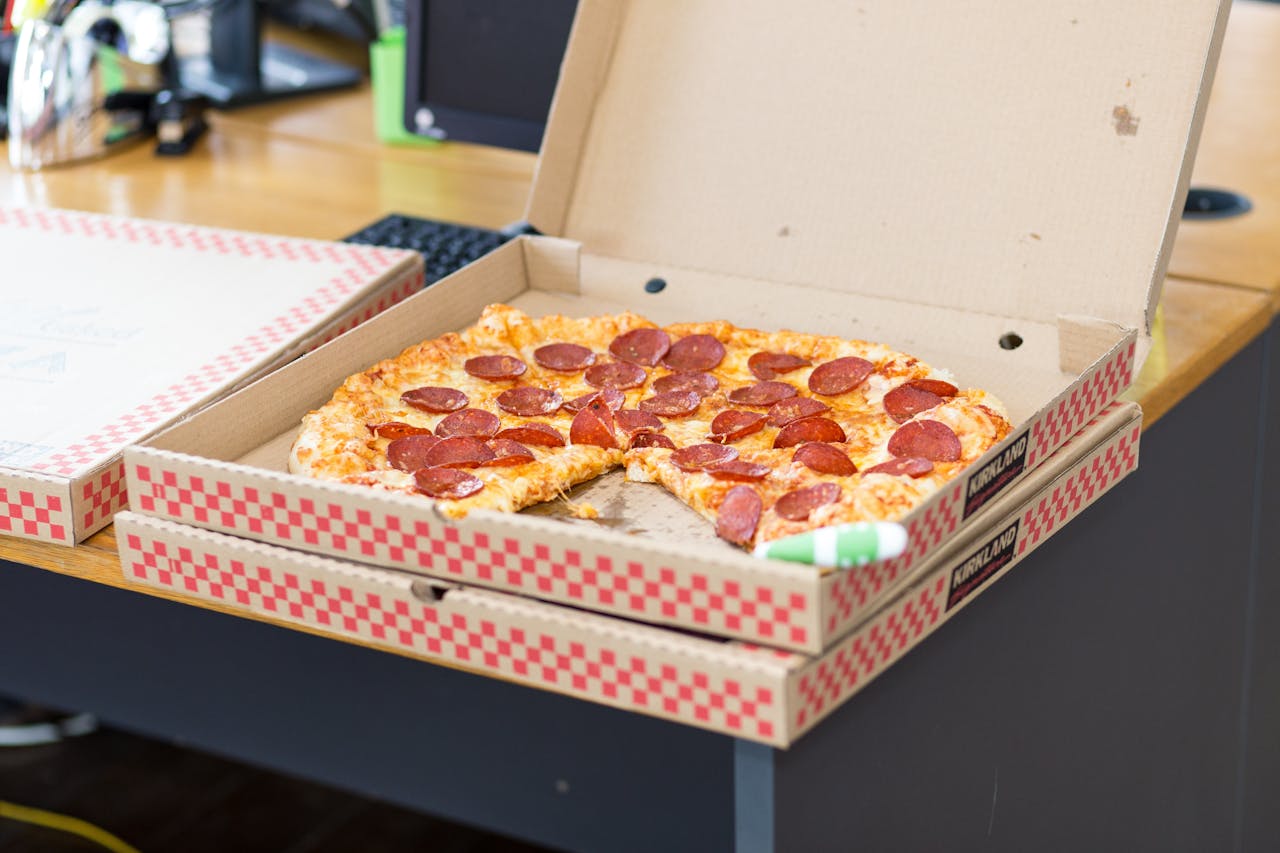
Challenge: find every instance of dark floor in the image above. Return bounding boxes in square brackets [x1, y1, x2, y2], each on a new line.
[0, 708, 553, 853]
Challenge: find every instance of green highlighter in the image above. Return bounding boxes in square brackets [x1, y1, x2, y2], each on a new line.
[754, 522, 908, 569]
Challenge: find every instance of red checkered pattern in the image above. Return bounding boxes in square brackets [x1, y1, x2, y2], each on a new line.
[824, 482, 963, 639]
[81, 461, 128, 533]
[129, 461, 816, 647]
[0, 485, 70, 542]
[1026, 339, 1135, 469]
[0, 207, 407, 270]
[0, 206, 413, 478]
[1019, 423, 1140, 555]
[122, 528, 784, 742]
[795, 575, 947, 731]
[314, 271, 424, 348]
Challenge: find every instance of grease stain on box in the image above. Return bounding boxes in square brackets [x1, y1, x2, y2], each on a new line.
[1112, 105, 1140, 136]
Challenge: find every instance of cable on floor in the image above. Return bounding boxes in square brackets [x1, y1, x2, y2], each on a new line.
[0, 799, 142, 853]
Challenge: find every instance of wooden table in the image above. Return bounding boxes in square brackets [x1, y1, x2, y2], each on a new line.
[4, 9, 1280, 849]
[1168, 0, 1280, 293]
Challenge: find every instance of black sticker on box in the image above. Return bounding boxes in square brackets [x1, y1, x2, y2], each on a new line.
[946, 519, 1020, 611]
[962, 430, 1029, 519]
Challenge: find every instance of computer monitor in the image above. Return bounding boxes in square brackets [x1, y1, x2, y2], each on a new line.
[402, 0, 578, 152]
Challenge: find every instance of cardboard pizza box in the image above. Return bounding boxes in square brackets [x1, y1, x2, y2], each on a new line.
[0, 206, 422, 545]
[115, 401, 1141, 747]
[122, 0, 1222, 651]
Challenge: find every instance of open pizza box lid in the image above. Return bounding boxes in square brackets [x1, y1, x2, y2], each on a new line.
[528, 0, 1229, 370]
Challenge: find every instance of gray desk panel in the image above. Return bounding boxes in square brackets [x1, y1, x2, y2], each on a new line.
[0, 563, 735, 853]
[1241, 327, 1279, 853]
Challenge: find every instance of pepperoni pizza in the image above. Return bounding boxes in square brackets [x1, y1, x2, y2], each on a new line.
[290, 304, 1012, 549]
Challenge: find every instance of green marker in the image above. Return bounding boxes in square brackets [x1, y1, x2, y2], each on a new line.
[754, 522, 908, 569]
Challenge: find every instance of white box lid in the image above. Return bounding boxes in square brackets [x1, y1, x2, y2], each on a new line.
[0, 207, 417, 479]
[528, 0, 1230, 337]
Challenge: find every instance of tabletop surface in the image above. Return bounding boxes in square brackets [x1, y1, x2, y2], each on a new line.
[1, 5, 1277, 661]
[1166, 0, 1280, 293]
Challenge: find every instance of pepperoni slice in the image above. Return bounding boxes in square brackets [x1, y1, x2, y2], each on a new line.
[434, 408, 501, 439]
[495, 422, 565, 447]
[767, 396, 830, 427]
[709, 409, 767, 443]
[569, 401, 619, 449]
[748, 352, 811, 381]
[773, 417, 847, 448]
[386, 434, 443, 472]
[808, 357, 874, 396]
[422, 436, 496, 469]
[414, 467, 484, 499]
[609, 328, 671, 366]
[716, 485, 762, 546]
[882, 384, 943, 423]
[464, 354, 527, 381]
[368, 421, 434, 440]
[614, 409, 665, 436]
[401, 386, 468, 413]
[793, 442, 857, 476]
[707, 459, 770, 482]
[639, 390, 702, 418]
[727, 381, 798, 407]
[533, 342, 596, 372]
[630, 432, 677, 450]
[864, 457, 934, 478]
[774, 482, 841, 521]
[888, 419, 962, 462]
[584, 361, 648, 390]
[483, 438, 536, 467]
[496, 386, 563, 417]
[652, 371, 719, 398]
[909, 378, 958, 397]
[563, 388, 625, 413]
[662, 334, 725, 371]
[671, 443, 738, 472]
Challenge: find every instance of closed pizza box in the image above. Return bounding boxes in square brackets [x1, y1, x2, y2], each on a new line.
[121, 0, 1224, 652]
[116, 401, 1141, 747]
[0, 206, 422, 545]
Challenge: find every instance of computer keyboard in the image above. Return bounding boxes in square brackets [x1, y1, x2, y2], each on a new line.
[343, 213, 511, 284]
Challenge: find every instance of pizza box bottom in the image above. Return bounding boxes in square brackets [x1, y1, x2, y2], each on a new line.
[123, 238, 1138, 654]
[116, 402, 1140, 747]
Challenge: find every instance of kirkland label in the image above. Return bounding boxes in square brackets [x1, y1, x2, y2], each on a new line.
[962, 431, 1029, 519]
[947, 519, 1020, 611]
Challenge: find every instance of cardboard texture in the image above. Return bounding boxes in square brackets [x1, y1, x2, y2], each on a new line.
[0, 207, 423, 544]
[116, 401, 1141, 747]
[531, 0, 1230, 339]
[123, 0, 1224, 649]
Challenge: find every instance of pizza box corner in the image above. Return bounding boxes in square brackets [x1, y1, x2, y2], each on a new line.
[123, 0, 1223, 650]
[115, 399, 1141, 746]
[0, 206, 423, 545]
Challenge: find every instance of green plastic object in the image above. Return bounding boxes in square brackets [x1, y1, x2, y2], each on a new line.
[370, 27, 438, 147]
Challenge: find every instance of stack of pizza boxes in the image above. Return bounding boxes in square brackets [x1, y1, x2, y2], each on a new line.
[0, 208, 422, 546]
[114, 0, 1227, 746]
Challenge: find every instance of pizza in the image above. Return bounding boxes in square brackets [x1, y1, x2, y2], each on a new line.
[289, 303, 1012, 549]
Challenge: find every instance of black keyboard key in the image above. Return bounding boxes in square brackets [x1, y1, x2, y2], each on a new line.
[342, 213, 512, 284]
